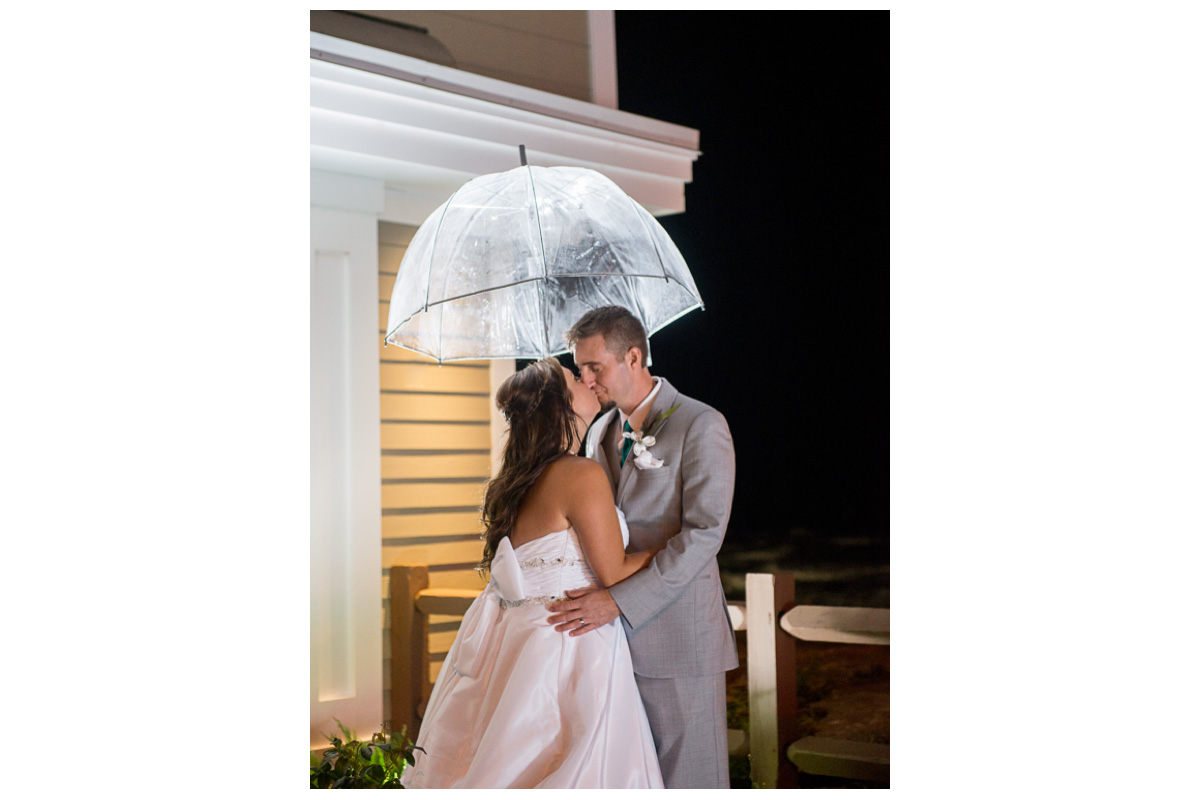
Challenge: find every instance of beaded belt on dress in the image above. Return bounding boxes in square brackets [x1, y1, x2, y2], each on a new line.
[495, 555, 586, 608]
[518, 555, 583, 569]
[498, 594, 566, 609]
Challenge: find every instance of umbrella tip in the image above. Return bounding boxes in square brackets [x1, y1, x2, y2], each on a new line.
[518, 144, 527, 166]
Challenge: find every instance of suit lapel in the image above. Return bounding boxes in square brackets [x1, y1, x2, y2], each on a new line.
[585, 407, 619, 493]
[616, 379, 680, 505]
[604, 418, 624, 494]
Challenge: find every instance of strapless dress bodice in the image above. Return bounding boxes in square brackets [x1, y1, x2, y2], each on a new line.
[508, 528, 598, 603]
[489, 507, 630, 607]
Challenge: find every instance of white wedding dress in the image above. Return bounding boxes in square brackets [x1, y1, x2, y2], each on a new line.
[400, 510, 663, 789]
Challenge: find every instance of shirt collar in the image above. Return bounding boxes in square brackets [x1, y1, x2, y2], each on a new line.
[619, 377, 662, 431]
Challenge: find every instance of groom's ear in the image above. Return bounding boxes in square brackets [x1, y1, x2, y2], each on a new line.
[626, 346, 643, 370]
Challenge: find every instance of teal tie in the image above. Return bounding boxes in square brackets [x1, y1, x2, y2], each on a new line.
[620, 420, 633, 467]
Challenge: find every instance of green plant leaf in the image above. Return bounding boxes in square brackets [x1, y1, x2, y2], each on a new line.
[313, 720, 422, 788]
[334, 718, 355, 741]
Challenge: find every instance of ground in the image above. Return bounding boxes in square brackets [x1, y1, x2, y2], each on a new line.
[719, 538, 890, 790]
[726, 635, 890, 789]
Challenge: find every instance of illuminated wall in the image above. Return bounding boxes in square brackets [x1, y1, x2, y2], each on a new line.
[376, 222, 498, 726]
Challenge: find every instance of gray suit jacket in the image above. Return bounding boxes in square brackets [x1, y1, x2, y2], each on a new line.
[584, 378, 739, 678]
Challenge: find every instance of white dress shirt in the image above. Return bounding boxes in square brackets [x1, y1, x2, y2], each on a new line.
[619, 377, 663, 433]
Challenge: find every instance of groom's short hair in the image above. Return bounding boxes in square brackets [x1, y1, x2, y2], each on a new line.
[567, 305, 648, 364]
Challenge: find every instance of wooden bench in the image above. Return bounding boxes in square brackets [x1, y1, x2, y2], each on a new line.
[735, 574, 890, 787]
[779, 602, 889, 782]
[389, 565, 478, 741]
[787, 736, 890, 783]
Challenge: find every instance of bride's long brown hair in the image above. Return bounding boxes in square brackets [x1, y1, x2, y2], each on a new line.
[478, 357, 581, 574]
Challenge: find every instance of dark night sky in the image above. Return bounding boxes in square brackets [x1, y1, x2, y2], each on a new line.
[606, 12, 889, 548]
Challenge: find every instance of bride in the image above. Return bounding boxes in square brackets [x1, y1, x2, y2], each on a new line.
[400, 357, 665, 789]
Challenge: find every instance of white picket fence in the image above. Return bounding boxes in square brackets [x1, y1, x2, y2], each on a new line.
[727, 573, 890, 788]
[391, 565, 888, 788]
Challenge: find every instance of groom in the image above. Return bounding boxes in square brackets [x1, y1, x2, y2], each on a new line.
[546, 305, 739, 789]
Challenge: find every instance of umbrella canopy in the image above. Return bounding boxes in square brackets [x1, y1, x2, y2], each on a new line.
[385, 165, 703, 362]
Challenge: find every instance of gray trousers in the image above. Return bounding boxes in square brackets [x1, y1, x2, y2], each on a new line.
[635, 672, 730, 789]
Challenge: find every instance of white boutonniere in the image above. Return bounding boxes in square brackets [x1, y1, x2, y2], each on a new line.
[623, 403, 680, 470]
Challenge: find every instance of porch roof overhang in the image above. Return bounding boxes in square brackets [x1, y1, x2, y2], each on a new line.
[310, 32, 701, 224]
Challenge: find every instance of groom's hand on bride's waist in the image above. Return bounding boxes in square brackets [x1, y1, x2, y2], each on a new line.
[546, 587, 620, 637]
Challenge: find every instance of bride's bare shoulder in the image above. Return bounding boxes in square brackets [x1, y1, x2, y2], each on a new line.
[540, 459, 611, 521]
[542, 455, 606, 486]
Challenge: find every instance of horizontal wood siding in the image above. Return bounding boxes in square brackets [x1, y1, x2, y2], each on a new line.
[381, 422, 490, 451]
[380, 393, 491, 421]
[381, 539, 485, 567]
[381, 511, 481, 538]
[379, 362, 490, 392]
[381, 482, 486, 509]
[378, 222, 487, 731]
[381, 454, 492, 480]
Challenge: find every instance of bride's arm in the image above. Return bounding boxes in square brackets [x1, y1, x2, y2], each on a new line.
[613, 548, 658, 582]
[562, 459, 656, 587]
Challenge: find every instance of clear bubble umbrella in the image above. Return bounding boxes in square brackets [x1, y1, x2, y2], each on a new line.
[384, 162, 704, 363]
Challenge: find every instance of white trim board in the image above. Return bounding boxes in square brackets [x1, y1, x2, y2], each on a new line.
[310, 32, 701, 223]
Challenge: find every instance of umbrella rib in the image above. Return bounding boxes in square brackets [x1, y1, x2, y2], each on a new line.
[459, 184, 525, 206]
[623, 271, 651, 356]
[424, 193, 459, 313]
[430, 186, 473, 362]
[624, 196, 704, 306]
[385, 220, 436, 346]
[552, 172, 589, 195]
[386, 341, 442, 362]
[423, 186, 467, 363]
[418, 273, 681, 309]
[526, 165, 552, 357]
[600, 188, 657, 338]
[623, 191, 671, 283]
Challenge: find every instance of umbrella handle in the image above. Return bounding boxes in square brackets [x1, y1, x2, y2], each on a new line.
[519, 144, 527, 166]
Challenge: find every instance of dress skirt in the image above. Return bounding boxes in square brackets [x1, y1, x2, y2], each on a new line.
[401, 528, 663, 789]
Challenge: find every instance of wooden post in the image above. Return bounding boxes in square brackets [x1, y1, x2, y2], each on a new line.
[773, 575, 798, 789]
[745, 572, 799, 789]
[389, 564, 430, 743]
[746, 573, 778, 788]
